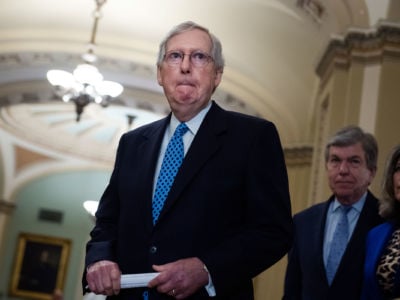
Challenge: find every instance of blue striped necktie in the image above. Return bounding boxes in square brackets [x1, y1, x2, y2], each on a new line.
[152, 123, 188, 225]
[326, 205, 351, 284]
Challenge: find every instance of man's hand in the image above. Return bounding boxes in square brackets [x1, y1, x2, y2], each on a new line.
[148, 257, 209, 299]
[86, 260, 121, 296]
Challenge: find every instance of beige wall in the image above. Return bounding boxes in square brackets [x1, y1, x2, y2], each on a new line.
[253, 21, 400, 300]
[312, 22, 400, 202]
[374, 58, 400, 192]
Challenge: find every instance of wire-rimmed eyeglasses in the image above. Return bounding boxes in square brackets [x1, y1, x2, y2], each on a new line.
[163, 50, 214, 67]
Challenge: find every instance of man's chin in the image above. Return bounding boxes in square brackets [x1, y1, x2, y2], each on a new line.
[171, 98, 198, 108]
[334, 190, 354, 199]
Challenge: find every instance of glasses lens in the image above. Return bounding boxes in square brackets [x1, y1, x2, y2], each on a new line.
[164, 50, 212, 67]
[190, 51, 212, 67]
[165, 51, 183, 65]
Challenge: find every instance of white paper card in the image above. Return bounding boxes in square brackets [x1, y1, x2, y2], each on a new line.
[120, 272, 160, 288]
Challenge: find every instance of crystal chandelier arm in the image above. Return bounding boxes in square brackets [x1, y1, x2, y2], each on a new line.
[46, 0, 124, 122]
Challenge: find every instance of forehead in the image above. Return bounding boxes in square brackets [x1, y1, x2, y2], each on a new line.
[166, 28, 212, 51]
[328, 142, 365, 158]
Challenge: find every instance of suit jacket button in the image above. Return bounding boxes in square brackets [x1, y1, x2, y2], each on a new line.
[149, 246, 157, 254]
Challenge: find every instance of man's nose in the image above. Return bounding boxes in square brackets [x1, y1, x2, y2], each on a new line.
[180, 54, 191, 72]
[338, 161, 350, 172]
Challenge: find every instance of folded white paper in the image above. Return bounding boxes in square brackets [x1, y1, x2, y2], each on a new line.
[120, 272, 160, 288]
[84, 272, 160, 292]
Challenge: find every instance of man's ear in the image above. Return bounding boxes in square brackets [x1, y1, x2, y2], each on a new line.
[157, 67, 163, 86]
[214, 69, 223, 86]
[368, 166, 377, 184]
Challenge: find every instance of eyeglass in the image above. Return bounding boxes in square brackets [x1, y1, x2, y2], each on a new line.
[164, 50, 214, 67]
[327, 156, 363, 170]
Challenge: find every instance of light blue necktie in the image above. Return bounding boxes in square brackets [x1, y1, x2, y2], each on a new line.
[326, 205, 351, 285]
[152, 123, 188, 225]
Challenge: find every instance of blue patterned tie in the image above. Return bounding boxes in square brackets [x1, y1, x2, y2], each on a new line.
[326, 205, 351, 285]
[152, 123, 189, 225]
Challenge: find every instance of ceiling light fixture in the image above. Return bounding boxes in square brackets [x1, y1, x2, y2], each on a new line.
[46, 0, 123, 122]
[83, 200, 99, 217]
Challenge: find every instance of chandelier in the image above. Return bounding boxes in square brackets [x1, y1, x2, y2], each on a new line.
[46, 0, 123, 122]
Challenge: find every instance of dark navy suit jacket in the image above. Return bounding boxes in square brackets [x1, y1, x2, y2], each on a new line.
[84, 101, 293, 299]
[283, 191, 383, 300]
[361, 221, 400, 300]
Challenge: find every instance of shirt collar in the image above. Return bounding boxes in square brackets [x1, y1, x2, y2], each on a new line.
[170, 101, 212, 135]
[332, 192, 368, 213]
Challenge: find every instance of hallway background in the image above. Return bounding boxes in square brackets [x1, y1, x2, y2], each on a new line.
[0, 0, 399, 299]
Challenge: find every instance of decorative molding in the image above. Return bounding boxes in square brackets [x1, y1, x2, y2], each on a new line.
[316, 21, 400, 83]
[0, 51, 257, 117]
[310, 94, 329, 203]
[284, 146, 313, 166]
[0, 51, 155, 78]
[296, 0, 325, 24]
[0, 199, 16, 215]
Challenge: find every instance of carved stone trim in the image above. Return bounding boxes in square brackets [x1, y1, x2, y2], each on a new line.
[316, 22, 400, 83]
[0, 199, 16, 215]
[296, 0, 325, 24]
[0, 51, 257, 117]
[284, 146, 313, 166]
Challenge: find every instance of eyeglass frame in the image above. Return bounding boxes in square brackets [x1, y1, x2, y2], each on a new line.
[326, 155, 365, 170]
[163, 50, 214, 67]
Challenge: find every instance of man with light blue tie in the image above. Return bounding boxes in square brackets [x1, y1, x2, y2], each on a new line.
[83, 21, 293, 300]
[283, 125, 384, 300]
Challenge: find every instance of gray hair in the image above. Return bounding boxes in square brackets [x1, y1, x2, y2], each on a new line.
[156, 21, 225, 72]
[379, 144, 400, 220]
[324, 125, 378, 171]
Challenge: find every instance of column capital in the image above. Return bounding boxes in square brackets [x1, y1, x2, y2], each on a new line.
[316, 22, 400, 82]
[284, 146, 313, 167]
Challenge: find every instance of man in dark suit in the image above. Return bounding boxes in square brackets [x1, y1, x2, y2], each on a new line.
[83, 21, 293, 299]
[283, 125, 384, 300]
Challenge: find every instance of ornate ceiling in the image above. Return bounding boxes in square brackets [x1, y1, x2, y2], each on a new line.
[0, 0, 390, 198]
[0, 0, 375, 142]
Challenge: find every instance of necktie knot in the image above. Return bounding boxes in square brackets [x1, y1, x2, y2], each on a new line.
[340, 205, 351, 214]
[175, 122, 189, 137]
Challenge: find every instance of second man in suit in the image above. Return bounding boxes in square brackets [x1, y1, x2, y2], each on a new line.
[283, 125, 384, 300]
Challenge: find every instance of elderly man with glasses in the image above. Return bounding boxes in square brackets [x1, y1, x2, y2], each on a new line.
[83, 21, 292, 300]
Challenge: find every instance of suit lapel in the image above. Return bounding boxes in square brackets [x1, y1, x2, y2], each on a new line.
[317, 201, 331, 279]
[139, 116, 170, 231]
[351, 192, 380, 239]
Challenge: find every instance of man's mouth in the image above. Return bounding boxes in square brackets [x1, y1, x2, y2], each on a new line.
[335, 181, 353, 186]
[178, 79, 195, 86]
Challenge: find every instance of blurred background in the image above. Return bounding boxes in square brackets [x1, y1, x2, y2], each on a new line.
[0, 0, 399, 299]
